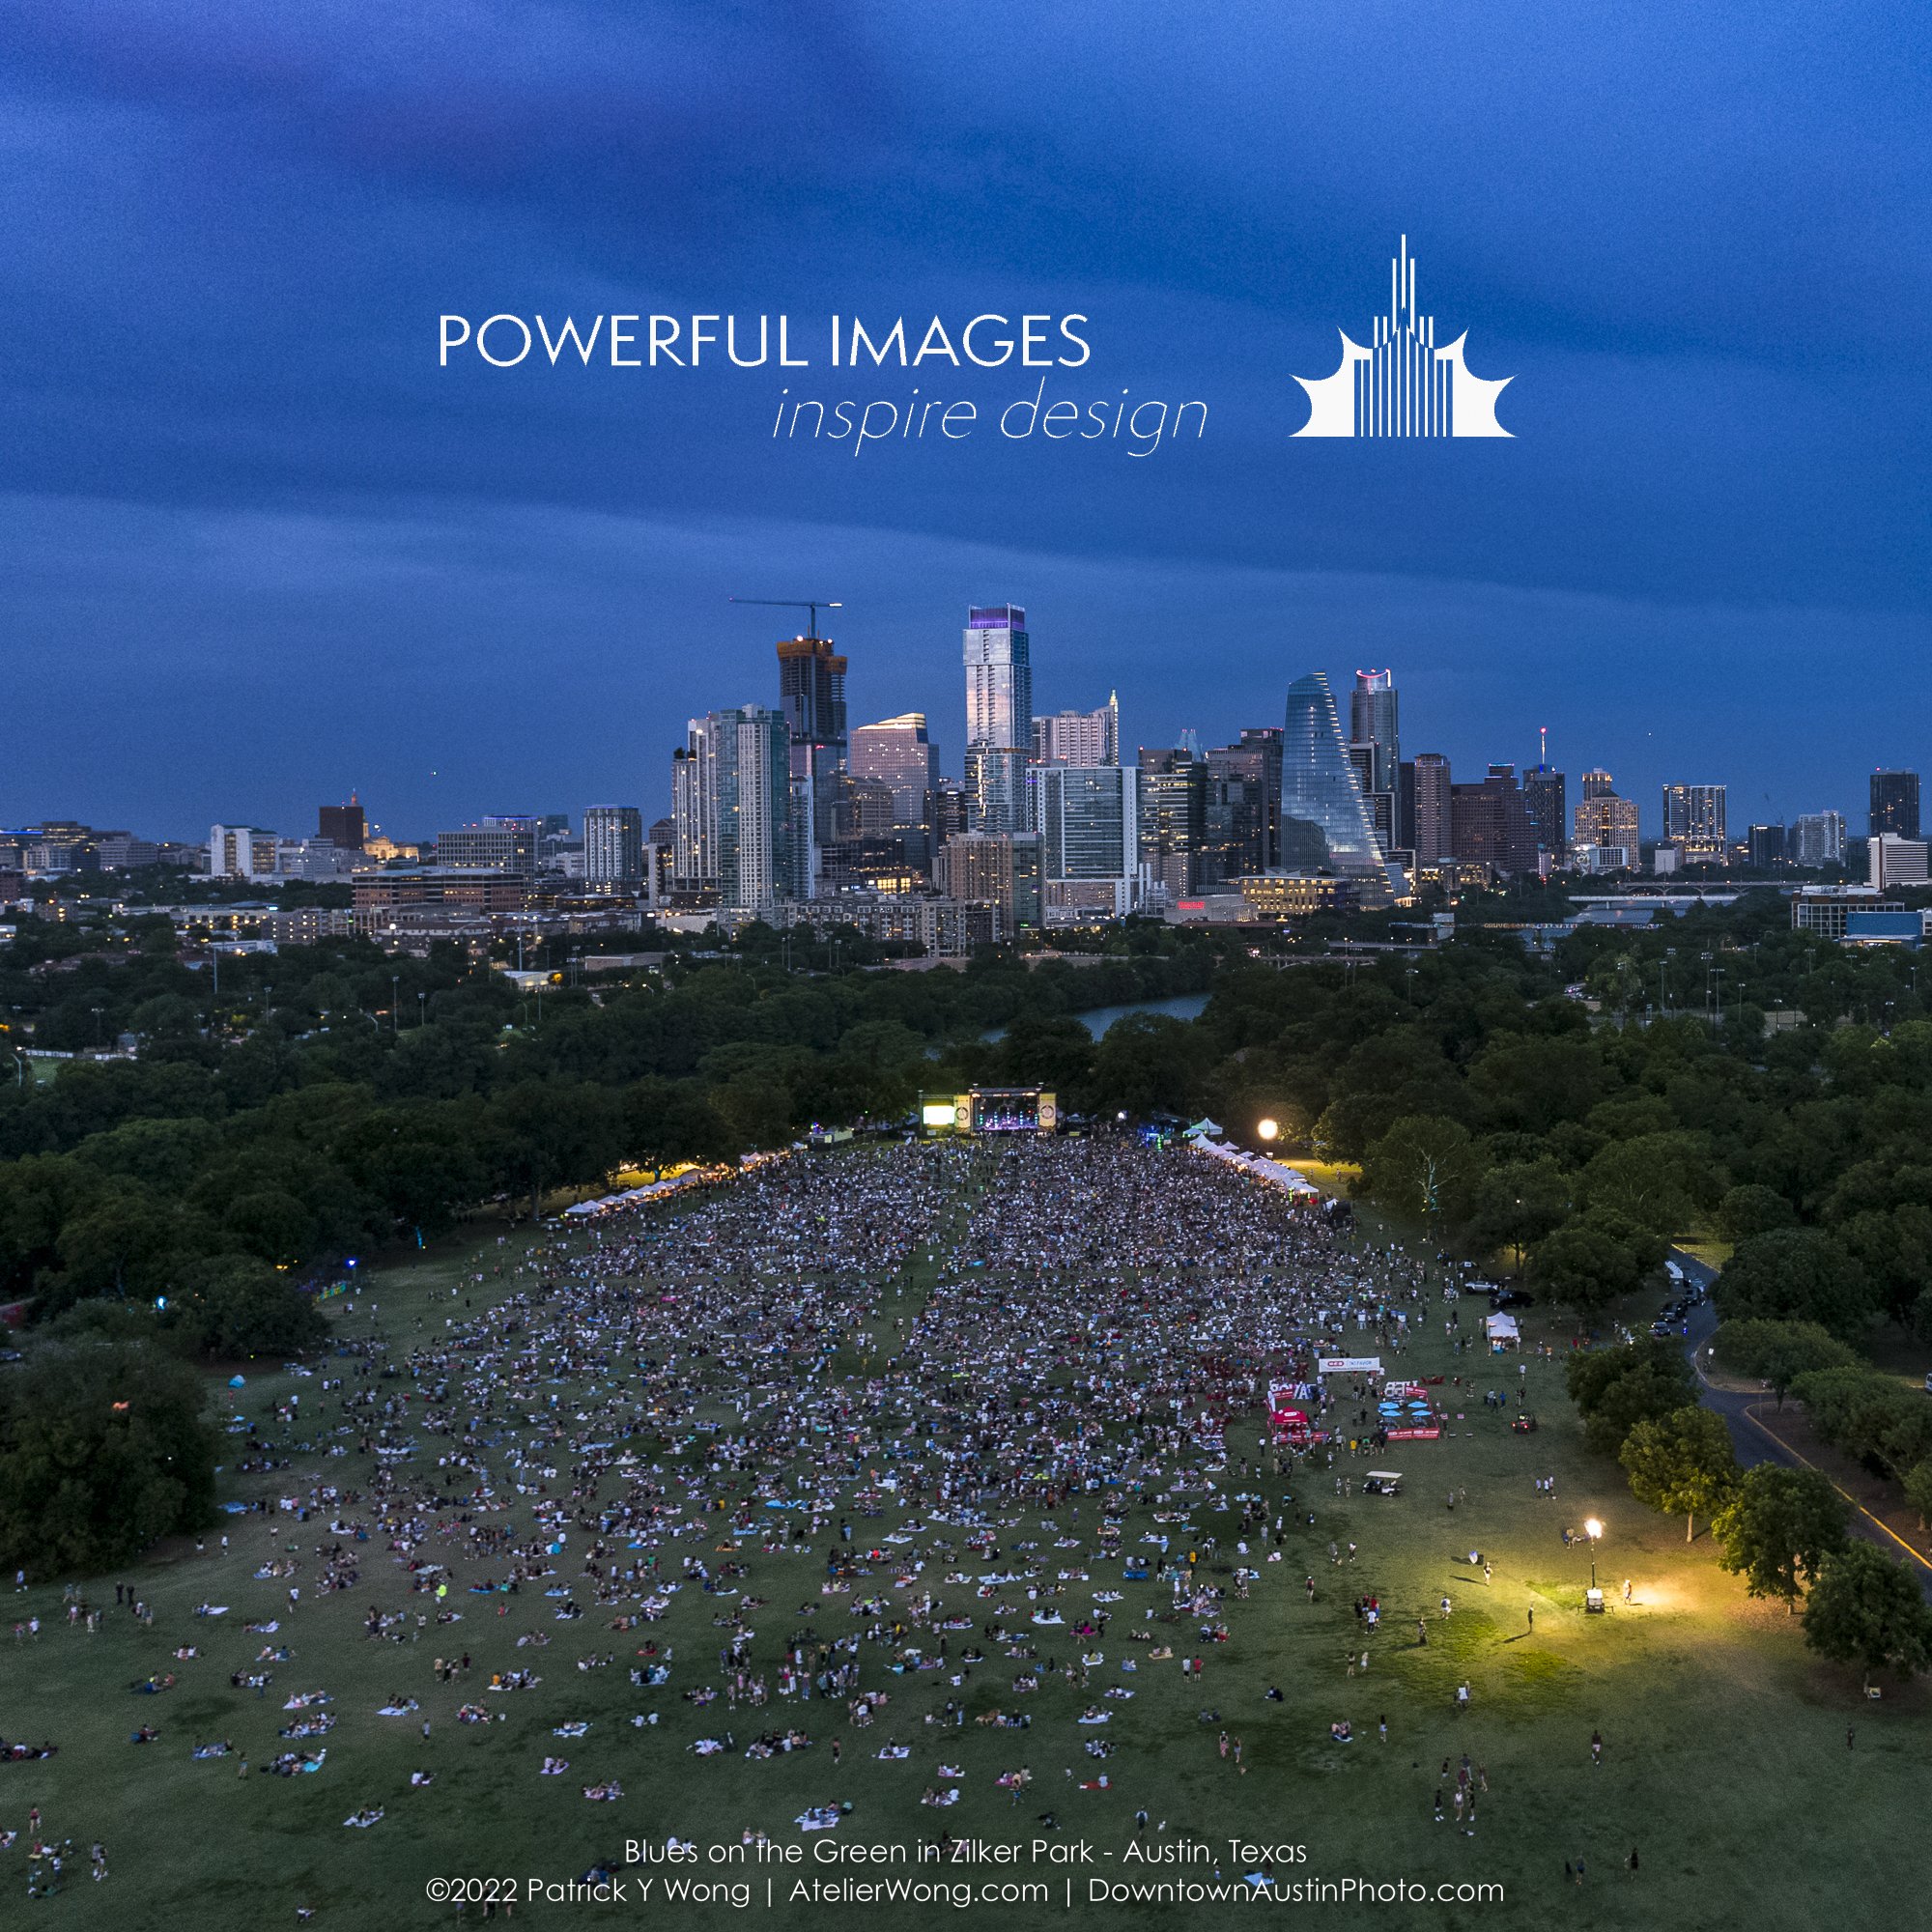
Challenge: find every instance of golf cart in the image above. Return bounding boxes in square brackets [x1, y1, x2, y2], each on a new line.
[1362, 1470, 1404, 1496]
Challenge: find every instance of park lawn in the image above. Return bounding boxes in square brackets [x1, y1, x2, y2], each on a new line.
[1283, 1160, 1362, 1199]
[0, 1179, 1925, 1930]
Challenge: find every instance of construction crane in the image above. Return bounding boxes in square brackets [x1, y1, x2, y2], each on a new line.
[727, 596, 841, 639]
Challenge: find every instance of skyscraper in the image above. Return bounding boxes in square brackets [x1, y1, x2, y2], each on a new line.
[1281, 670, 1400, 903]
[582, 806, 644, 889]
[963, 605, 1033, 750]
[1870, 770, 1921, 839]
[1037, 764, 1138, 920]
[962, 604, 1033, 838]
[848, 713, 937, 874]
[1202, 728, 1282, 885]
[714, 705, 794, 910]
[938, 830, 1042, 934]
[317, 795, 366, 851]
[1523, 764, 1567, 864]
[1791, 811, 1847, 867]
[1662, 783, 1727, 859]
[1573, 770, 1639, 868]
[777, 632, 847, 862]
[1032, 695, 1119, 766]
[1349, 669, 1399, 792]
[670, 717, 719, 891]
[1136, 748, 1207, 898]
[964, 745, 1029, 837]
[1407, 753, 1452, 865]
[1449, 767, 1542, 874]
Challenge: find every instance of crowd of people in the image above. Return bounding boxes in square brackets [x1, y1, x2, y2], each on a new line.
[3, 1131, 1536, 1906]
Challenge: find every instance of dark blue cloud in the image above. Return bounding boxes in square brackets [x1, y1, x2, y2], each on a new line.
[0, 0, 1925, 836]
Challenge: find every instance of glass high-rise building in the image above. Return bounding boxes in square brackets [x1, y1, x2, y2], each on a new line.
[1136, 748, 1207, 897]
[963, 606, 1033, 755]
[1350, 669, 1399, 793]
[1281, 670, 1400, 903]
[1523, 765, 1567, 863]
[1203, 728, 1281, 885]
[1870, 770, 1920, 839]
[1038, 763, 1137, 911]
[965, 745, 1028, 836]
[850, 713, 940, 868]
[670, 717, 719, 889]
[685, 705, 793, 910]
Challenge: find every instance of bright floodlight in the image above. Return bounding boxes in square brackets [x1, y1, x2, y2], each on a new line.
[1257, 1118, 1279, 1142]
[1584, 1518, 1604, 1540]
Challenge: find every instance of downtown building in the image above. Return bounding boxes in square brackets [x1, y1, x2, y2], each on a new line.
[1202, 728, 1282, 886]
[849, 712, 941, 872]
[1572, 769, 1640, 872]
[1450, 766, 1542, 875]
[1037, 763, 1138, 923]
[962, 605, 1033, 836]
[1279, 670, 1403, 905]
[1791, 810, 1847, 868]
[777, 630, 848, 884]
[582, 805, 644, 890]
[672, 706, 797, 910]
[1032, 695, 1120, 767]
[1349, 669, 1400, 855]
[1662, 782, 1727, 861]
[1869, 770, 1920, 840]
[1137, 747, 1208, 900]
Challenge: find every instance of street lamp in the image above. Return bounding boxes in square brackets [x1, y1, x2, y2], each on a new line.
[1583, 1517, 1604, 1589]
[1257, 1118, 1279, 1143]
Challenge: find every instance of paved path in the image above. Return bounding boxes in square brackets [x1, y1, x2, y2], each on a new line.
[1673, 1248, 1932, 1603]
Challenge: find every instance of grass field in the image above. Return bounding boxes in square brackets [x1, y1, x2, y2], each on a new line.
[0, 1155, 1923, 1929]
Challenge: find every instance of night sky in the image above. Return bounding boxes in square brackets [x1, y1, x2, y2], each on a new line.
[3, 2, 1927, 841]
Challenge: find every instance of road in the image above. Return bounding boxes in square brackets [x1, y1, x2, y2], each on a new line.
[1671, 1247, 1932, 1602]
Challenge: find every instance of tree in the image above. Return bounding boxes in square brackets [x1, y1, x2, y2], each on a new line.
[1718, 1183, 1798, 1243]
[0, 1339, 216, 1574]
[1359, 1116, 1483, 1224]
[1802, 1542, 1932, 1693]
[1710, 1319, 1860, 1406]
[174, 1256, 328, 1360]
[1465, 1158, 1573, 1265]
[1085, 1014, 1201, 1121]
[1788, 1366, 1932, 1482]
[1905, 1460, 1932, 1533]
[1565, 1340, 1697, 1457]
[1713, 1463, 1847, 1608]
[1529, 1224, 1640, 1320]
[1579, 1133, 1700, 1240]
[1714, 1229, 1875, 1340]
[1620, 1404, 1739, 1541]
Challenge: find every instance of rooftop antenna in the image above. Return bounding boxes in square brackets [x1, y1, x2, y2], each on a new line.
[1539, 725, 1548, 767]
[728, 597, 842, 640]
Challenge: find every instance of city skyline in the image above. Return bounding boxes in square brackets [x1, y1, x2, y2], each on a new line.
[1, 601, 1902, 848]
[3, 6, 1928, 839]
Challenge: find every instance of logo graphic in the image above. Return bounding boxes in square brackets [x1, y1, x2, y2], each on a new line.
[1293, 237, 1511, 438]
